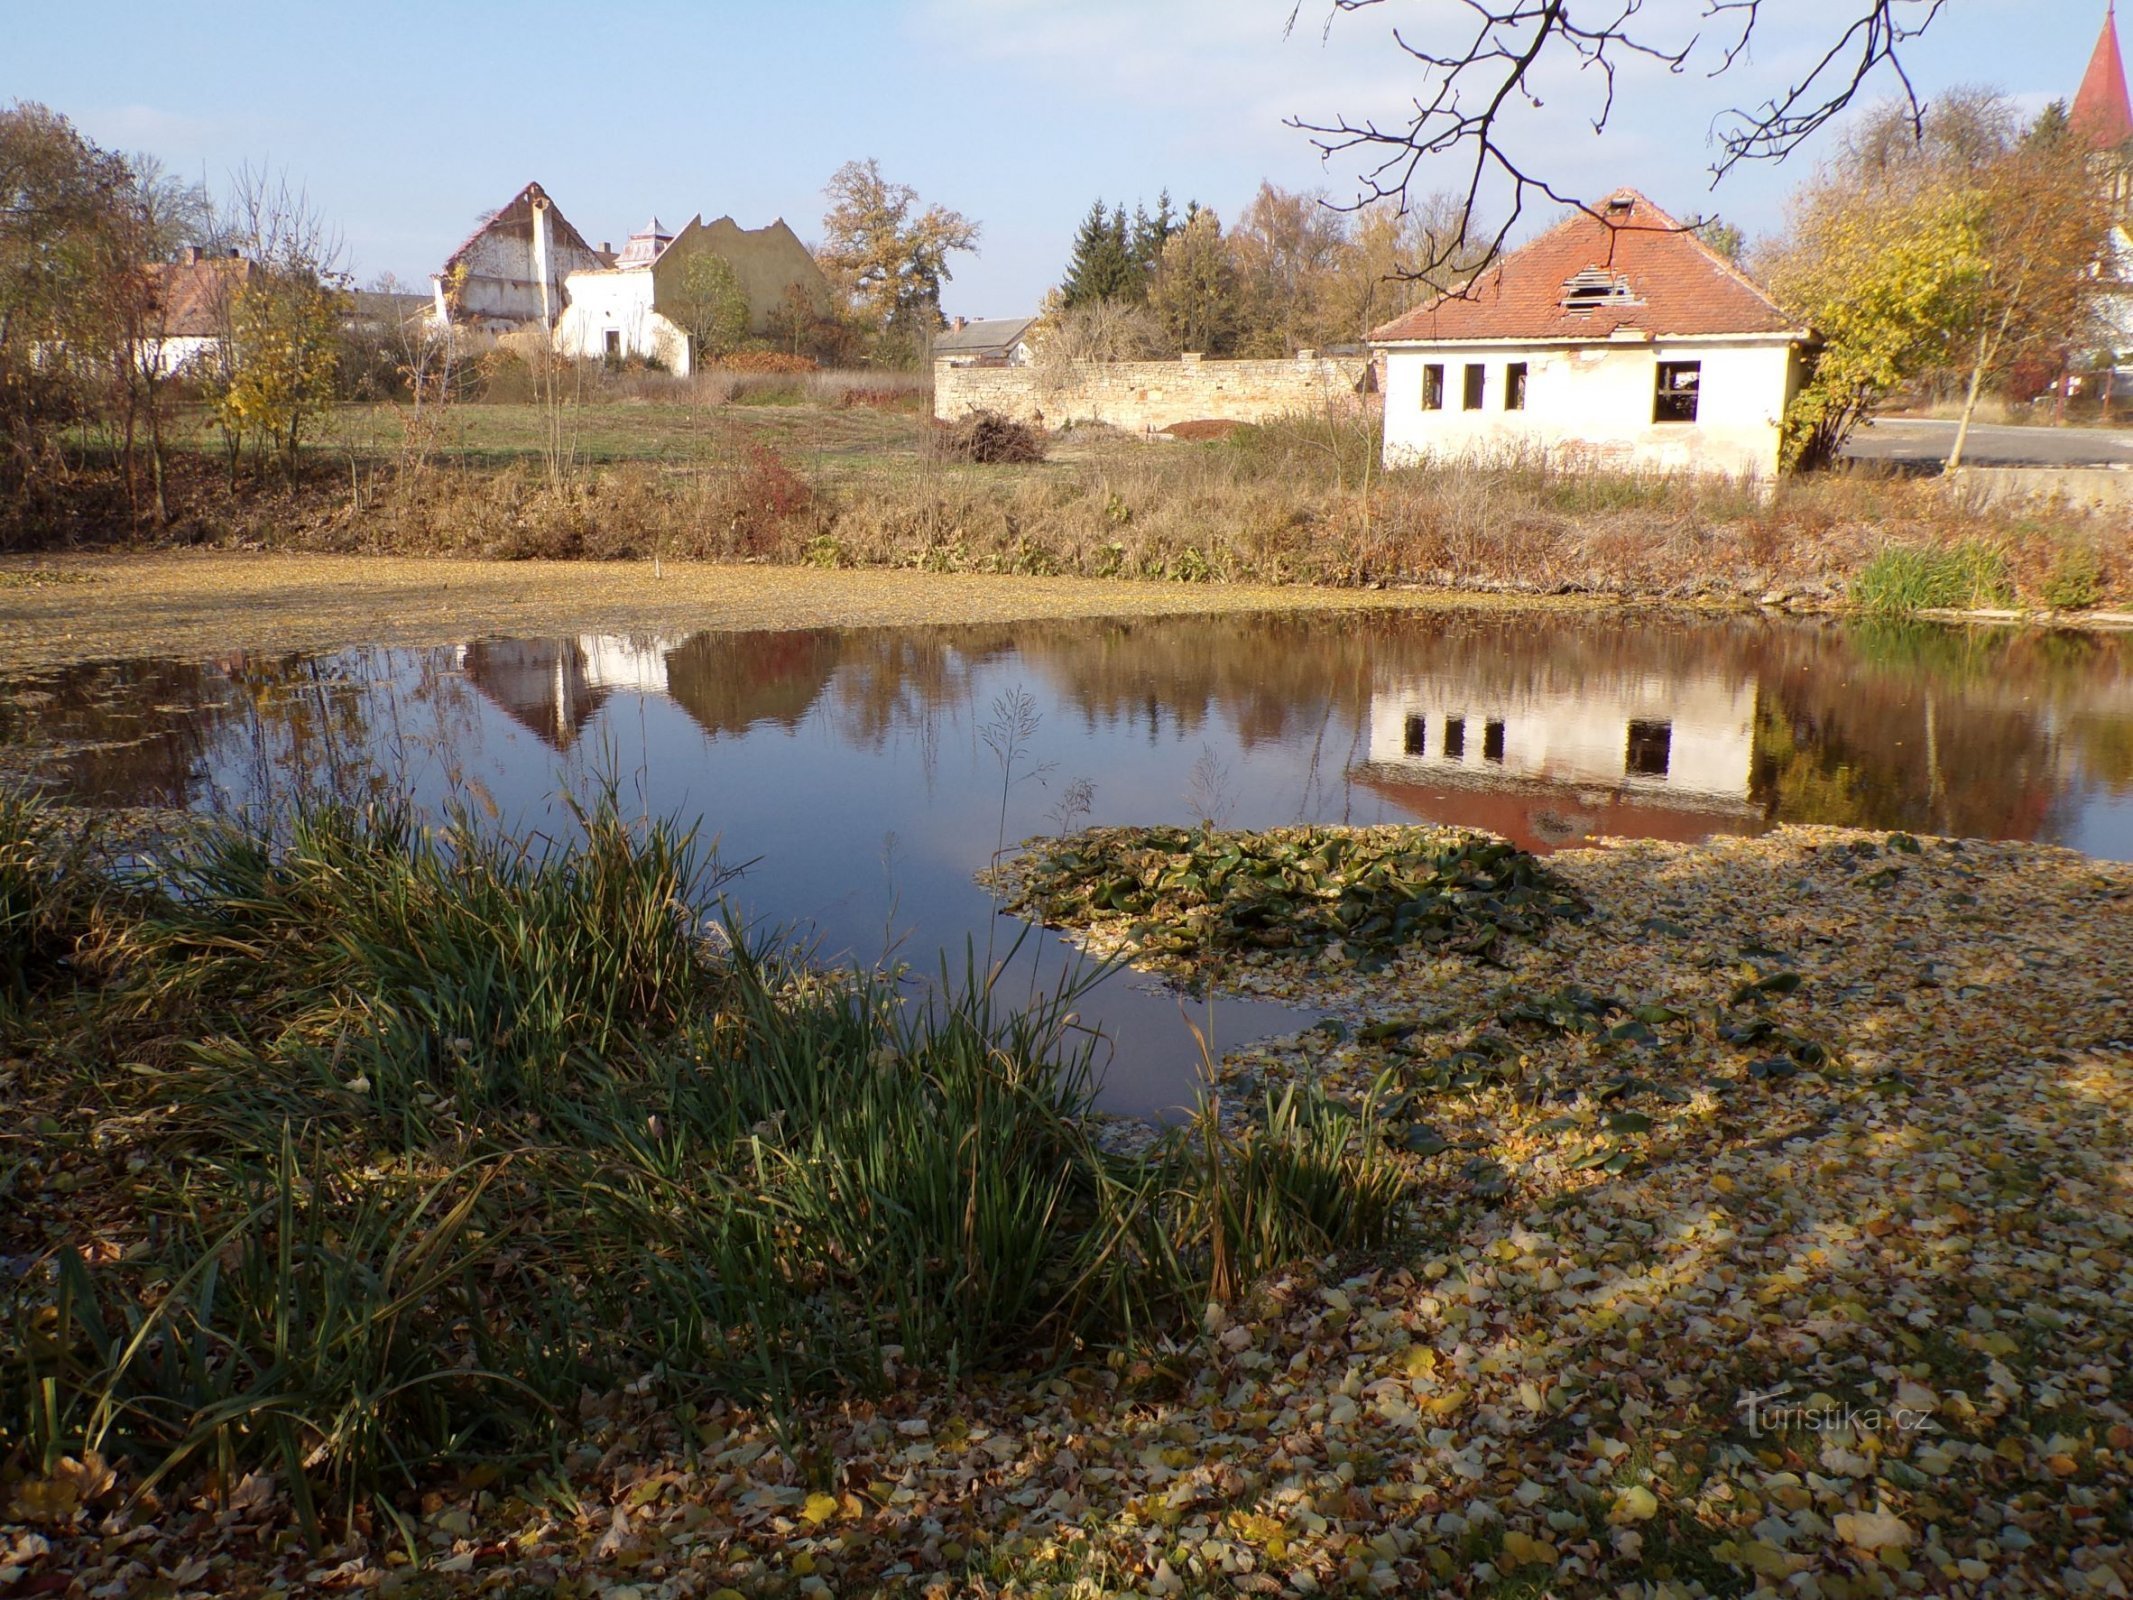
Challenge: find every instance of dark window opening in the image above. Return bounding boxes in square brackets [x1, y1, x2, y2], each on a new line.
[1560, 267, 1640, 313]
[1504, 363, 1527, 412]
[1443, 717, 1466, 759]
[1421, 363, 1444, 411]
[1654, 361, 1701, 423]
[1462, 363, 1485, 410]
[1483, 720, 1506, 762]
[603, 329, 622, 361]
[1403, 714, 1426, 756]
[1626, 719, 1673, 777]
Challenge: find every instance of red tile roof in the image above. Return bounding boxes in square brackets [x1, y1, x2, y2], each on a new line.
[1369, 190, 1803, 344]
[2074, 6, 2133, 151]
[141, 253, 252, 338]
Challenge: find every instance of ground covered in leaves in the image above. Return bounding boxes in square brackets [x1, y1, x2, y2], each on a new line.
[9, 825, 2133, 1598]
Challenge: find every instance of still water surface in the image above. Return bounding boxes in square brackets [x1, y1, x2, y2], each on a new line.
[7, 610, 2130, 1111]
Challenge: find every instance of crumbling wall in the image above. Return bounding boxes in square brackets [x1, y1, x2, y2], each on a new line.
[934, 352, 1372, 432]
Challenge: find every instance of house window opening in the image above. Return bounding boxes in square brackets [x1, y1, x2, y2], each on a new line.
[1421, 363, 1444, 411]
[1626, 719, 1673, 777]
[1403, 714, 1427, 756]
[1462, 363, 1485, 410]
[1443, 717, 1467, 759]
[1483, 720, 1506, 762]
[1504, 362, 1527, 411]
[603, 329, 622, 361]
[1654, 361, 1701, 423]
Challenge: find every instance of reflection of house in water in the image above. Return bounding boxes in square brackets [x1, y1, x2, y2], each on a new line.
[1357, 672, 1764, 850]
[457, 638, 679, 749]
[458, 633, 846, 749]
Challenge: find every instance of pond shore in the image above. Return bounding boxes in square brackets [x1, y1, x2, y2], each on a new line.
[4, 549, 2131, 675]
[11, 823, 2130, 1597]
[0, 551, 1579, 673]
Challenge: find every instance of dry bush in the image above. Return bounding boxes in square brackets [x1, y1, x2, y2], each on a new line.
[931, 410, 1047, 465]
[718, 351, 819, 375]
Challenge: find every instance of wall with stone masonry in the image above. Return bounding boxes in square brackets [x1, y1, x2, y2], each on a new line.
[933, 352, 1372, 432]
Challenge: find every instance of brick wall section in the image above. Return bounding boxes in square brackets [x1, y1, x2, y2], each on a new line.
[934, 353, 1372, 432]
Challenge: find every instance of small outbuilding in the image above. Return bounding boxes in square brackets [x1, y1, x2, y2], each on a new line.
[932, 315, 1039, 367]
[1370, 190, 1810, 481]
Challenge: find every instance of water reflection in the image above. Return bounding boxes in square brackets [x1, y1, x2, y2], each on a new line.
[7, 611, 2131, 1106]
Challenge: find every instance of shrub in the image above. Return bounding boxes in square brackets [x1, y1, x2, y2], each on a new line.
[1852, 540, 2013, 614]
[2041, 542, 2104, 611]
[718, 350, 820, 375]
[933, 409, 1048, 465]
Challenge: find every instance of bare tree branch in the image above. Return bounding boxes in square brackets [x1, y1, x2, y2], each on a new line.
[1286, 0, 1947, 279]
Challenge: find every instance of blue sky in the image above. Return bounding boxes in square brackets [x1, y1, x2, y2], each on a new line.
[7, 1, 2109, 317]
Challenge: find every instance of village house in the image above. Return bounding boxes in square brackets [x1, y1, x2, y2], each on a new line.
[132, 246, 251, 377]
[430, 181, 605, 334]
[551, 213, 831, 376]
[1370, 190, 1811, 481]
[932, 315, 1039, 367]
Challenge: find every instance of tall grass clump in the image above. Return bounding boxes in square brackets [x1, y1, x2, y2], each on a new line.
[0, 787, 97, 1005]
[3, 795, 1413, 1532]
[1852, 539, 2013, 614]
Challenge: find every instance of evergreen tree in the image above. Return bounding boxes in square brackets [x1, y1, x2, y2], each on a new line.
[1059, 200, 1138, 307]
[1129, 191, 1178, 282]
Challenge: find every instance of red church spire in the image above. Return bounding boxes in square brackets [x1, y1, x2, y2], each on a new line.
[2074, 3, 2133, 150]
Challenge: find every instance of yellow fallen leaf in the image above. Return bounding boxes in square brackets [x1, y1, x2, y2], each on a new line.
[1609, 1485, 1659, 1524]
[802, 1492, 839, 1526]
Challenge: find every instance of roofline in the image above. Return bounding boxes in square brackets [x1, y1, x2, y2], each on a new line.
[1367, 186, 1799, 343]
[1370, 329, 1811, 349]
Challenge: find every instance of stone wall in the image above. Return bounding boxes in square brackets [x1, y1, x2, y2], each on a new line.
[933, 352, 1372, 432]
[1944, 465, 2133, 515]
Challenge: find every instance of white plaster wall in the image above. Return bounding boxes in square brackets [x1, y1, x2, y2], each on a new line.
[135, 335, 220, 378]
[1379, 337, 1798, 480]
[1365, 672, 1757, 801]
[554, 271, 692, 374]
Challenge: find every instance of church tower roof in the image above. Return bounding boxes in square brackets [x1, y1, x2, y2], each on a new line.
[2074, 4, 2133, 150]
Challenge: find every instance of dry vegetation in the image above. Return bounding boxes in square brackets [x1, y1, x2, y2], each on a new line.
[14, 388, 2132, 614]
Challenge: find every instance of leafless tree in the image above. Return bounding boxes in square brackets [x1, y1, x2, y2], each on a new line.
[1287, 0, 1948, 274]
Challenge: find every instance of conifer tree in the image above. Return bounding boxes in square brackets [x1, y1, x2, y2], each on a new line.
[1059, 200, 1138, 307]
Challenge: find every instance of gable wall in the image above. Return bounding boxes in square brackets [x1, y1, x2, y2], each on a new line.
[653, 217, 832, 334]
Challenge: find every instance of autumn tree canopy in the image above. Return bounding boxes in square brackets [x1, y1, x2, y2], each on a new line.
[818, 159, 978, 361]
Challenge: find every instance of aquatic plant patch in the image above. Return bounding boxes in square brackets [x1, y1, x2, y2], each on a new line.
[1002, 823, 1586, 988]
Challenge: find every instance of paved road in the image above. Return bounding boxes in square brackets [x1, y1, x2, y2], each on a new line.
[1844, 416, 2133, 469]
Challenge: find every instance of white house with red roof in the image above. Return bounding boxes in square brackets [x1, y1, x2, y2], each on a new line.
[1370, 190, 1811, 481]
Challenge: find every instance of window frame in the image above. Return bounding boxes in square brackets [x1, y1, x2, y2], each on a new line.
[1653, 360, 1702, 424]
[1421, 362, 1445, 411]
[1504, 362, 1528, 412]
[1461, 363, 1486, 411]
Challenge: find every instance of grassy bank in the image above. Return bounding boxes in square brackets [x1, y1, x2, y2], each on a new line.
[9, 807, 2130, 1595]
[13, 398, 2132, 616]
[0, 789, 1419, 1550]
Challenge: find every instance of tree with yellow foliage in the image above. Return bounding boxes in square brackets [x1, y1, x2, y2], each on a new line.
[1763, 94, 2109, 470]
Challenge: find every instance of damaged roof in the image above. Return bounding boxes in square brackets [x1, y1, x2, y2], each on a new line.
[1369, 190, 1804, 345]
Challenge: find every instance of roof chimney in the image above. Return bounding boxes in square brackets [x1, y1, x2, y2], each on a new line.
[953, 315, 968, 331]
[182, 245, 202, 265]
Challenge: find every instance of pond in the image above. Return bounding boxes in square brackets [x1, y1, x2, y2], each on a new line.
[6, 608, 2130, 1113]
